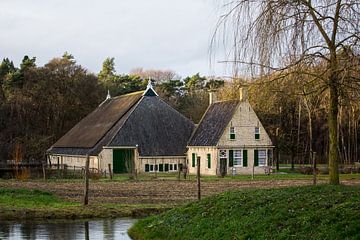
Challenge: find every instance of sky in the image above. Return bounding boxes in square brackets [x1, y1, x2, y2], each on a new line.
[0, 0, 230, 78]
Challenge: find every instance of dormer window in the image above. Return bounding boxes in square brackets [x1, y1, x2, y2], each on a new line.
[230, 126, 236, 140]
[255, 127, 260, 140]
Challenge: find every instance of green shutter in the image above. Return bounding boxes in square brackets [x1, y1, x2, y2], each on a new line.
[165, 163, 169, 172]
[229, 150, 234, 167]
[243, 150, 248, 167]
[145, 164, 149, 172]
[192, 153, 196, 167]
[207, 154, 211, 168]
[159, 164, 164, 172]
[254, 150, 259, 166]
[230, 133, 236, 140]
[255, 133, 260, 140]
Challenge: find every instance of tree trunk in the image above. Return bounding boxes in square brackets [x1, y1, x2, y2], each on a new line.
[328, 82, 339, 185]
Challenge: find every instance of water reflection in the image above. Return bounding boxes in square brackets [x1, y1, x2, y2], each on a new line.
[0, 218, 136, 240]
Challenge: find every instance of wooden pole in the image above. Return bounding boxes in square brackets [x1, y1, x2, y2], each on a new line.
[83, 155, 90, 205]
[42, 163, 46, 180]
[108, 163, 112, 180]
[84, 221, 89, 240]
[313, 152, 317, 185]
[154, 159, 157, 179]
[252, 161, 255, 180]
[197, 156, 201, 201]
[177, 159, 181, 181]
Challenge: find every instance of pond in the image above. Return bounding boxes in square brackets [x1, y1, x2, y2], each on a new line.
[0, 218, 136, 240]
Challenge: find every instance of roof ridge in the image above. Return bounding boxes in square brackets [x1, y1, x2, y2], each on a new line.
[106, 95, 144, 146]
[111, 90, 144, 99]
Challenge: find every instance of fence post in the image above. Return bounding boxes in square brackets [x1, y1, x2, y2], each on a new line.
[177, 159, 181, 181]
[197, 156, 201, 201]
[42, 163, 46, 180]
[108, 163, 113, 180]
[83, 155, 90, 205]
[313, 152, 317, 185]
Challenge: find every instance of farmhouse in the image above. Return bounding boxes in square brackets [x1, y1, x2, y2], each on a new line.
[47, 82, 195, 174]
[187, 88, 274, 176]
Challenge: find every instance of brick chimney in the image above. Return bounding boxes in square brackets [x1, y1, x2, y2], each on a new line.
[209, 91, 217, 105]
[239, 87, 248, 101]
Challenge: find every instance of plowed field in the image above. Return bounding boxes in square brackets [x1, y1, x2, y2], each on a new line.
[0, 178, 359, 204]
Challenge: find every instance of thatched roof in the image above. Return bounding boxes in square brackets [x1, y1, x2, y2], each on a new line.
[53, 92, 143, 148]
[109, 96, 194, 156]
[48, 88, 194, 156]
[188, 100, 239, 146]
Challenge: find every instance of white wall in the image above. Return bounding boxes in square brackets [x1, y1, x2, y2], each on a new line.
[217, 101, 272, 147]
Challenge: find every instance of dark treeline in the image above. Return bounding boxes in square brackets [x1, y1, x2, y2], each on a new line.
[217, 50, 360, 166]
[0, 54, 224, 162]
[1, 53, 359, 166]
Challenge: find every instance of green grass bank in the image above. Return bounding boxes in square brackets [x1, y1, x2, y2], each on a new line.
[129, 185, 360, 240]
[0, 188, 170, 221]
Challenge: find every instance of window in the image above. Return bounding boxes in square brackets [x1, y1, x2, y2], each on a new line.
[230, 127, 236, 140]
[255, 127, 260, 140]
[207, 154, 211, 169]
[165, 163, 169, 172]
[174, 164, 177, 171]
[233, 150, 242, 166]
[159, 164, 164, 172]
[170, 164, 173, 171]
[254, 149, 266, 166]
[258, 150, 266, 166]
[150, 164, 154, 172]
[145, 164, 150, 172]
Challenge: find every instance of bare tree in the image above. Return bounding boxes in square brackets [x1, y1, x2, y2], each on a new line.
[213, 0, 360, 184]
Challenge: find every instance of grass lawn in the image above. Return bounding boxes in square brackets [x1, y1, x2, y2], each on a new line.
[0, 188, 169, 220]
[129, 184, 360, 240]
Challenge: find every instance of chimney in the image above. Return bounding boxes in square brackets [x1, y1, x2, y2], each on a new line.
[239, 87, 248, 101]
[209, 91, 217, 105]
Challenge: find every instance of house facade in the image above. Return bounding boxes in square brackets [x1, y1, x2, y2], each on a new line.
[47, 82, 195, 174]
[187, 89, 274, 176]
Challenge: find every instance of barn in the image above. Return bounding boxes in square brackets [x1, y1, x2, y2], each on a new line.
[47, 82, 195, 174]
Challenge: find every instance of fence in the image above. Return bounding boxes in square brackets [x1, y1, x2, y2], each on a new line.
[0, 163, 106, 180]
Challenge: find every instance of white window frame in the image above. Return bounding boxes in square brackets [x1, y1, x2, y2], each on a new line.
[229, 126, 236, 140]
[255, 127, 260, 140]
[258, 150, 267, 166]
[149, 164, 159, 172]
[233, 150, 242, 166]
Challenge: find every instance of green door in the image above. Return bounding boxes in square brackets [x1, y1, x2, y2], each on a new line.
[113, 149, 134, 174]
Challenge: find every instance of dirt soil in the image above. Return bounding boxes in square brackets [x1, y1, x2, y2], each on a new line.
[0, 179, 359, 204]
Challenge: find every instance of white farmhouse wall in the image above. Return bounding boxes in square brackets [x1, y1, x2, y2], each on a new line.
[49, 155, 99, 169]
[217, 101, 272, 147]
[140, 156, 186, 173]
[187, 147, 218, 175]
[98, 148, 113, 170]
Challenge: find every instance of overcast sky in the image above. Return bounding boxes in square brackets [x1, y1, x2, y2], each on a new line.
[0, 0, 230, 78]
